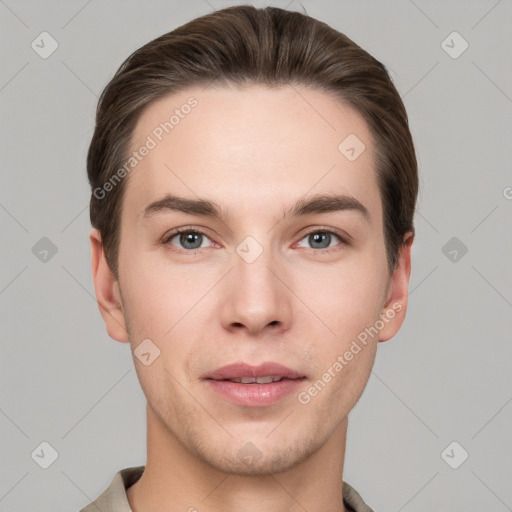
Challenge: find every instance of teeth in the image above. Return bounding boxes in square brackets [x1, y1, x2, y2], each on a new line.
[228, 376, 283, 384]
[255, 376, 281, 384]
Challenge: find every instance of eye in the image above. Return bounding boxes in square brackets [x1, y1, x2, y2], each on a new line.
[296, 229, 348, 251]
[164, 228, 214, 250]
[162, 227, 350, 253]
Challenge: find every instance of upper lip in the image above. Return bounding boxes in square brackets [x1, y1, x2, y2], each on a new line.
[202, 362, 305, 380]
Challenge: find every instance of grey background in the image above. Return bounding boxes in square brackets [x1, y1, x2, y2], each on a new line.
[1, 0, 511, 511]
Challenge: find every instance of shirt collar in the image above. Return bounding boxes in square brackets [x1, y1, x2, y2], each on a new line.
[81, 465, 375, 512]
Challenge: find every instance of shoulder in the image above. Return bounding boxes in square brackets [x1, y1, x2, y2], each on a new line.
[343, 480, 377, 512]
[79, 465, 145, 512]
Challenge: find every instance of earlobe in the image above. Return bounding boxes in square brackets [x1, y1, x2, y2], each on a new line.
[378, 232, 414, 343]
[89, 228, 129, 343]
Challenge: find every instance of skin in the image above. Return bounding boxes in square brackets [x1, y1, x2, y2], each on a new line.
[90, 84, 413, 512]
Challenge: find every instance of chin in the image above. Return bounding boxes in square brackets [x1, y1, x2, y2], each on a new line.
[190, 434, 320, 476]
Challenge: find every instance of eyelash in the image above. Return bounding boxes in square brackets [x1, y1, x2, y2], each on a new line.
[162, 226, 350, 254]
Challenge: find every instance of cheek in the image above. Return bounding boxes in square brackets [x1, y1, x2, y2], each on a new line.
[296, 257, 387, 334]
[120, 243, 197, 330]
[302, 272, 381, 406]
[291, 254, 387, 392]
[119, 253, 214, 375]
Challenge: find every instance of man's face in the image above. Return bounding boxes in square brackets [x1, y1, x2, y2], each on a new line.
[94, 84, 409, 475]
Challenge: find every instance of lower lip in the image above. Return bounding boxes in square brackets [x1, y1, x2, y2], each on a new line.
[204, 378, 306, 407]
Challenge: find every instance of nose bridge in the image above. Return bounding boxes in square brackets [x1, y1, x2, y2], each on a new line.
[222, 234, 291, 332]
[235, 233, 280, 299]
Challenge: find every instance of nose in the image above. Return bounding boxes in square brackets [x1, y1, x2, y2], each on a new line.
[219, 243, 293, 336]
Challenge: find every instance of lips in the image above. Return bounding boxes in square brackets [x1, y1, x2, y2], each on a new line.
[202, 362, 306, 407]
[201, 362, 305, 382]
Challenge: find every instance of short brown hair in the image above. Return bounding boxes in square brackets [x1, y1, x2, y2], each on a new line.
[87, 5, 418, 280]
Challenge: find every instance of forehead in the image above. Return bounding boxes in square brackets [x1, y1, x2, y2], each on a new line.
[123, 84, 380, 225]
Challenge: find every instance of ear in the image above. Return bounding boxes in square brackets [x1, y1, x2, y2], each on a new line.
[90, 228, 129, 343]
[378, 232, 414, 343]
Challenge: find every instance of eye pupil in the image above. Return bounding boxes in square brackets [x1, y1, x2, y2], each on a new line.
[310, 231, 331, 249]
[181, 232, 202, 249]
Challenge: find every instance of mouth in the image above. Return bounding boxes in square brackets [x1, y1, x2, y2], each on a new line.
[219, 376, 292, 384]
[201, 361, 306, 381]
[201, 362, 306, 407]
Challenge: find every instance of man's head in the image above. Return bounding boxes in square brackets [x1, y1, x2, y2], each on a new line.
[88, 6, 417, 476]
[88, 5, 417, 281]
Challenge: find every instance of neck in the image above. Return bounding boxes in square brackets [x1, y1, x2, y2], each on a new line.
[127, 403, 350, 512]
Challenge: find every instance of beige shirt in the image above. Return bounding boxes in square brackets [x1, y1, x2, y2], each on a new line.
[79, 465, 375, 512]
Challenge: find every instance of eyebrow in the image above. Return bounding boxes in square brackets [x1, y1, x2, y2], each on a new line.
[141, 192, 370, 223]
